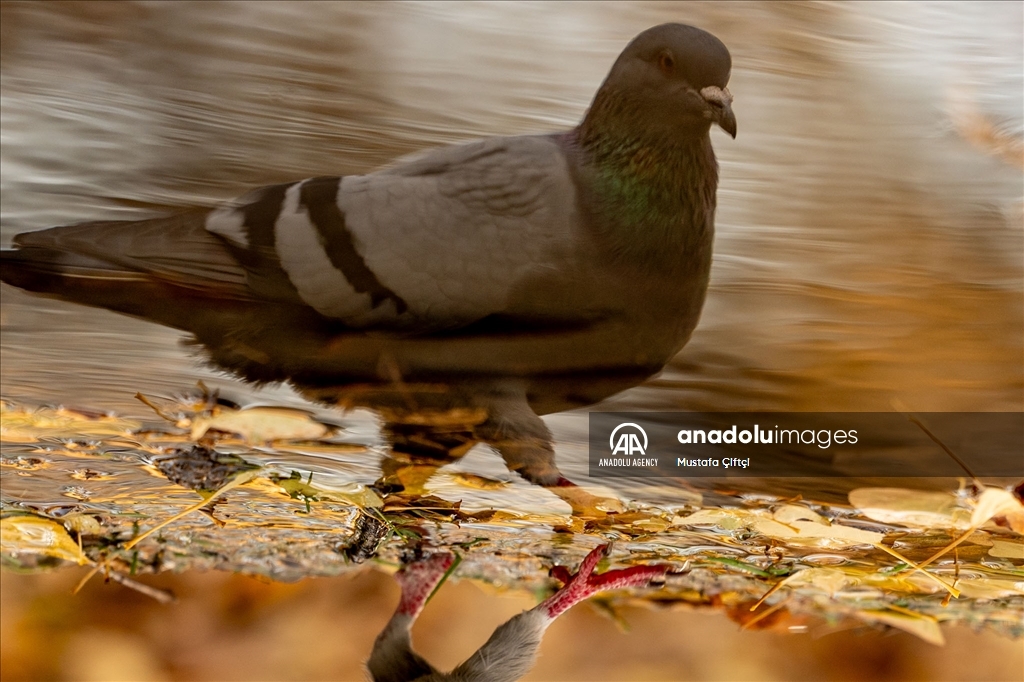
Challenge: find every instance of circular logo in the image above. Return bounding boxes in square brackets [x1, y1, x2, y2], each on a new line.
[609, 422, 648, 455]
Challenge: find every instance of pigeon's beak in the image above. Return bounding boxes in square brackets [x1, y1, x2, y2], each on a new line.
[700, 86, 736, 139]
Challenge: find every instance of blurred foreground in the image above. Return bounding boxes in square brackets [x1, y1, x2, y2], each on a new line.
[3, 567, 1022, 682]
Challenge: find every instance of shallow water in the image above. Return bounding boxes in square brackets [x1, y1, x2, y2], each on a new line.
[2, 2, 1021, 410]
[2, 1, 1021, 496]
[1, 2, 1022, 678]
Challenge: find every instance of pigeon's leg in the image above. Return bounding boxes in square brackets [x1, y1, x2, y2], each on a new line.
[472, 382, 564, 487]
[447, 544, 668, 682]
[546, 482, 626, 517]
[538, 543, 668, 619]
[473, 383, 625, 515]
[344, 381, 484, 495]
[366, 552, 453, 682]
[377, 421, 479, 495]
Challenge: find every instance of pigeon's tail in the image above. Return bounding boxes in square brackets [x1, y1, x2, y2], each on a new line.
[0, 213, 354, 384]
[0, 244, 179, 327]
[1, 212, 254, 319]
[1, 245, 144, 292]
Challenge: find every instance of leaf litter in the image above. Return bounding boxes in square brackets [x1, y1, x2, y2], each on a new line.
[1, 395, 1021, 644]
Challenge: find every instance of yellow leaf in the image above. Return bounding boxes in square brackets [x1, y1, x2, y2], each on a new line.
[676, 507, 883, 547]
[955, 578, 1024, 599]
[860, 610, 945, 646]
[781, 567, 853, 596]
[317, 483, 384, 509]
[450, 473, 509, 490]
[784, 520, 884, 547]
[62, 513, 102, 536]
[1, 516, 87, 564]
[190, 407, 331, 443]
[749, 517, 804, 538]
[773, 504, 825, 525]
[988, 539, 1024, 559]
[849, 488, 971, 529]
[675, 509, 744, 529]
[0, 404, 140, 442]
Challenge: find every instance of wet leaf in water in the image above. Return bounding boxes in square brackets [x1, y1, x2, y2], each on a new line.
[190, 406, 333, 444]
[772, 504, 826, 525]
[674, 509, 743, 529]
[988, 538, 1024, 559]
[382, 495, 462, 526]
[675, 508, 884, 548]
[0, 402, 141, 442]
[450, 472, 509, 490]
[271, 471, 383, 509]
[954, 578, 1024, 600]
[705, 557, 776, 578]
[779, 521, 885, 548]
[779, 567, 852, 596]
[860, 610, 945, 646]
[0, 515, 87, 565]
[631, 517, 672, 533]
[62, 513, 103, 536]
[849, 488, 972, 529]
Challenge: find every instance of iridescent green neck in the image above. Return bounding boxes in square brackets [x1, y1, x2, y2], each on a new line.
[577, 92, 718, 273]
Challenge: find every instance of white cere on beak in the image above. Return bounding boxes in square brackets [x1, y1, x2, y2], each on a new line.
[699, 86, 733, 111]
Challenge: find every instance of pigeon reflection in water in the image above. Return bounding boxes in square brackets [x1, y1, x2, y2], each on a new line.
[368, 545, 668, 682]
[1, 24, 733, 680]
[1, 23, 733, 495]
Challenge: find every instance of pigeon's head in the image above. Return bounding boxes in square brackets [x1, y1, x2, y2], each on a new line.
[592, 23, 736, 139]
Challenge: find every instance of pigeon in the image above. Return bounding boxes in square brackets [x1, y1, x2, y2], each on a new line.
[0, 23, 735, 384]
[367, 545, 669, 682]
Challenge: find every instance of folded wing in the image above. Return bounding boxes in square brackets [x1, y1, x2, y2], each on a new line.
[206, 135, 583, 332]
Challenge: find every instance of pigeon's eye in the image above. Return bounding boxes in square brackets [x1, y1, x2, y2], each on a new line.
[658, 51, 675, 75]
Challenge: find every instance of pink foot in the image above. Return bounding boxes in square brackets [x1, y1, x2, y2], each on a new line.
[396, 552, 455, 618]
[540, 544, 668, 619]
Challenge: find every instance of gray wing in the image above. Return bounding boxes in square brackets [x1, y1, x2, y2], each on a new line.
[205, 135, 585, 331]
[12, 211, 252, 297]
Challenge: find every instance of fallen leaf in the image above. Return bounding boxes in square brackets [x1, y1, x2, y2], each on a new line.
[190, 406, 332, 443]
[773, 504, 825, 525]
[450, 473, 509, 490]
[988, 539, 1024, 559]
[63, 514, 102, 536]
[954, 577, 1024, 600]
[0, 404, 140, 442]
[675, 509, 743, 529]
[780, 567, 852, 596]
[0, 515, 87, 564]
[784, 521, 884, 547]
[859, 609, 945, 646]
[676, 508, 883, 548]
[849, 488, 971, 529]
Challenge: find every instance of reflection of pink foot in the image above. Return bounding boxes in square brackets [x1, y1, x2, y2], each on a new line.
[369, 553, 454, 681]
[539, 544, 668, 619]
[369, 545, 668, 681]
[396, 552, 455, 618]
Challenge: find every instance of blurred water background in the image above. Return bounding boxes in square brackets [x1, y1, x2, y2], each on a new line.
[1, 2, 1022, 680]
